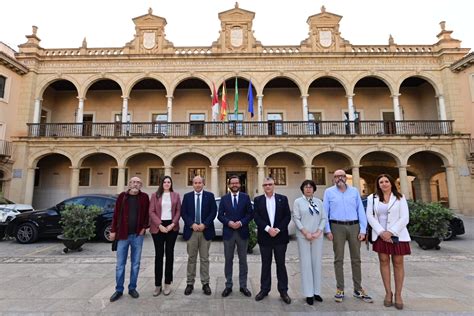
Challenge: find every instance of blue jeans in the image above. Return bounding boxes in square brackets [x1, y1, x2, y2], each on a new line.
[115, 234, 144, 293]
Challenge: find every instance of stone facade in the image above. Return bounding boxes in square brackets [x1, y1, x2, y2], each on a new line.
[1, 5, 473, 214]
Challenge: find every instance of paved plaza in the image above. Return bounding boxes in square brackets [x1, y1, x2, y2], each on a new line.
[0, 216, 473, 315]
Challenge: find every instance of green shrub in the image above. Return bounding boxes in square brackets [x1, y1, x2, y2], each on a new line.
[60, 204, 102, 241]
[407, 200, 453, 238]
[247, 219, 258, 253]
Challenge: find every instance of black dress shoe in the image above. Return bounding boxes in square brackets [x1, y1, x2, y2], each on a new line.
[306, 297, 314, 305]
[184, 284, 194, 295]
[202, 283, 212, 295]
[221, 287, 232, 297]
[255, 291, 268, 301]
[240, 287, 252, 297]
[314, 295, 323, 302]
[280, 293, 292, 304]
[109, 291, 122, 302]
[128, 289, 139, 299]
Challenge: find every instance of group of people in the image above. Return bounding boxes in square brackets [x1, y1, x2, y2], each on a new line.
[108, 169, 411, 310]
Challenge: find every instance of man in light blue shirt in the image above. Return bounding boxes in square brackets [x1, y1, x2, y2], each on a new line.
[323, 169, 372, 304]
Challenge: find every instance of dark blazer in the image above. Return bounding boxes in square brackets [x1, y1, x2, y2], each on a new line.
[217, 192, 254, 240]
[148, 191, 181, 233]
[253, 193, 291, 246]
[181, 190, 217, 241]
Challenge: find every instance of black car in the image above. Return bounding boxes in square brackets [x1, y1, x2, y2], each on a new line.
[9, 194, 117, 244]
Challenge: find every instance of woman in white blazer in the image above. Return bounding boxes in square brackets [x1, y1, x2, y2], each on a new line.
[292, 180, 327, 305]
[366, 174, 411, 310]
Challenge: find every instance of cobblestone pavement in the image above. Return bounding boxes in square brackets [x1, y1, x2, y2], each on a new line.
[0, 216, 473, 315]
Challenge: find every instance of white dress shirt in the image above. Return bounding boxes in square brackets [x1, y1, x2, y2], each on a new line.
[265, 194, 276, 232]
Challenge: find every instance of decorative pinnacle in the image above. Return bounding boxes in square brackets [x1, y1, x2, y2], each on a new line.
[148, 7, 153, 15]
[321, 5, 326, 13]
[32, 25, 38, 35]
[235, 2, 239, 9]
[440, 21, 446, 31]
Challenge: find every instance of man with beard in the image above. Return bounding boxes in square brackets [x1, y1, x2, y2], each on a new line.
[217, 175, 254, 298]
[109, 177, 150, 302]
[323, 169, 373, 304]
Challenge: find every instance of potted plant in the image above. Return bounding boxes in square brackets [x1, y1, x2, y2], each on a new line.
[58, 204, 102, 253]
[247, 220, 258, 254]
[407, 200, 453, 250]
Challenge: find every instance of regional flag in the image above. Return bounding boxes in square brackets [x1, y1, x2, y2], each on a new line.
[247, 80, 254, 118]
[220, 81, 227, 121]
[212, 83, 219, 121]
[234, 78, 239, 116]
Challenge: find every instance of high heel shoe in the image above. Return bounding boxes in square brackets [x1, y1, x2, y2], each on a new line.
[394, 301, 403, 310]
[383, 293, 393, 307]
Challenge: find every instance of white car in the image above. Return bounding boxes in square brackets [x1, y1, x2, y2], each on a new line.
[178, 197, 296, 237]
[0, 197, 34, 213]
[0, 207, 20, 238]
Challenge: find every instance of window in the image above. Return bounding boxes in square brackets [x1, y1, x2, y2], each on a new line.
[267, 113, 283, 135]
[312, 167, 326, 185]
[110, 168, 128, 186]
[79, 168, 91, 186]
[188, 168, 206, 186]
[344, 111, 361, 134]
[268, 167, 286, 185]
[228, 113, 244, 135]
[308, 112, 322, 134]
[189, 113, 205, 136]
[149, 167, 164, 186]
[0, 75, 5, 99]
[152, 113, 168, 135]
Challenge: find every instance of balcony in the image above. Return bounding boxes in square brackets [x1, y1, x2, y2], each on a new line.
[0, 140, 12, 160]
[26, 120, 454, 138]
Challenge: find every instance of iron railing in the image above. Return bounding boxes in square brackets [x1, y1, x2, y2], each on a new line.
[26, 120, 454, 138]
[0, 140, 12, 157]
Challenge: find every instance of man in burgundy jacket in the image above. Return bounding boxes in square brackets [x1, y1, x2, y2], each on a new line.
[109, 177, 150, 302]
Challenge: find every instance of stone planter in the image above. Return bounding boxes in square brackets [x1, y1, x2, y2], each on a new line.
[412, 235, 442, 250]
[57, 234, 87, 253]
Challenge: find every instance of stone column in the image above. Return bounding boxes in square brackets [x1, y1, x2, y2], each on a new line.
[257, 165, 266, 194]
[164, 165, 172, 177]
[76, 98, 85, 123]
[24, 168, 36, 205]
[121, 97, 129, 136]
[33, 98, 42, 124]
[444, 166, 459, 210]
[398, 165, 410, 198]
[304, 165, 313, 180]
[117, 167, 126, 194]
[436, 94, 447, 121]
[391, 94, 401, 121]
[210, 165, 219, 197]
[167, 95, 173, 122]
[257, 95, 263, 121]
[351, 165, 361, 192]
[418, 176, 431, 203]
[301, 95, 309, 121]
[70, 167, 80, 197]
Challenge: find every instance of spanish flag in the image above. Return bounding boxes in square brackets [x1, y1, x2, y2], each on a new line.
[220, 81, 227, 121]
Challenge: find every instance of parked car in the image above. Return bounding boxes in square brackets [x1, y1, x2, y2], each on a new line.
[0, 197, 34, 213]
[0, 207, 20, 239]
[178, 197, 296, 237]
[8, 194, 117, 244]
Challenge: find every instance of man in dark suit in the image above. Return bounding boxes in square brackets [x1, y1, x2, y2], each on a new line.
[217, 175, 254, 298]
[181, 175, 217, 296]
[253, 176, 292, 304]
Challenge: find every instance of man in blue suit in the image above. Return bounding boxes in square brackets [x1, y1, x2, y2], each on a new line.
[181, 175, 217, 296]
[253, 177, 292, 304]
[218, 175, 254, 298]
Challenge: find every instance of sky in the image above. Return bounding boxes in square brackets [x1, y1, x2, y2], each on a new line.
[1, 0, 472, 53]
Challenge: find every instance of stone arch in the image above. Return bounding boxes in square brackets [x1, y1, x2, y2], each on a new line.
[356, 147, 402, 166]
[305, 73, 350, 95]
[28, 149, 73, 168]
[124, 74, 170, 97]
[403, 147, 452, 166]
[262, 147, 307, 165]
[396, 72, 442, 95]
[215, 148, 260, 165]
[121, 148, 168, 166]
[36, 75, 81, 99]
[310, 148, 355, 167]
[170, 147, 214, 165]
[261, 73, 304, 96]
[75, 149, 119, 167]
[169, 74, 212, 95]
[349, 72, 396, 95]
[82, 74, 125, 97]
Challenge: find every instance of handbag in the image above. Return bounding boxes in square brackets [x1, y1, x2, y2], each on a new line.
[111, 196, 125, 252]
[366, 194, 375, 245]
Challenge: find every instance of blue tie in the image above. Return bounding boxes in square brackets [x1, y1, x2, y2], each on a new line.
[195, 193, 201, 224]
[233, 194, 238, 210]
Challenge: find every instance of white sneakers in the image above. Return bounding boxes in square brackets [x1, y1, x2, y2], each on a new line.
[163, 284, 171, 296]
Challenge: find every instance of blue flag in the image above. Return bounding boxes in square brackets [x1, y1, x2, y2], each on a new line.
[247, 80, 254, 118]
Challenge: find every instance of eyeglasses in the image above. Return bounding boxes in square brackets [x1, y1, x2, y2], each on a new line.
[262, 183, 274, 187]
[334, 175, 346, 179]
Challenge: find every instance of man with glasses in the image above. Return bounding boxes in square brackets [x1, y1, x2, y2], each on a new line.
[253, 177, 292, 304]
[324, 170, 373, 303]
